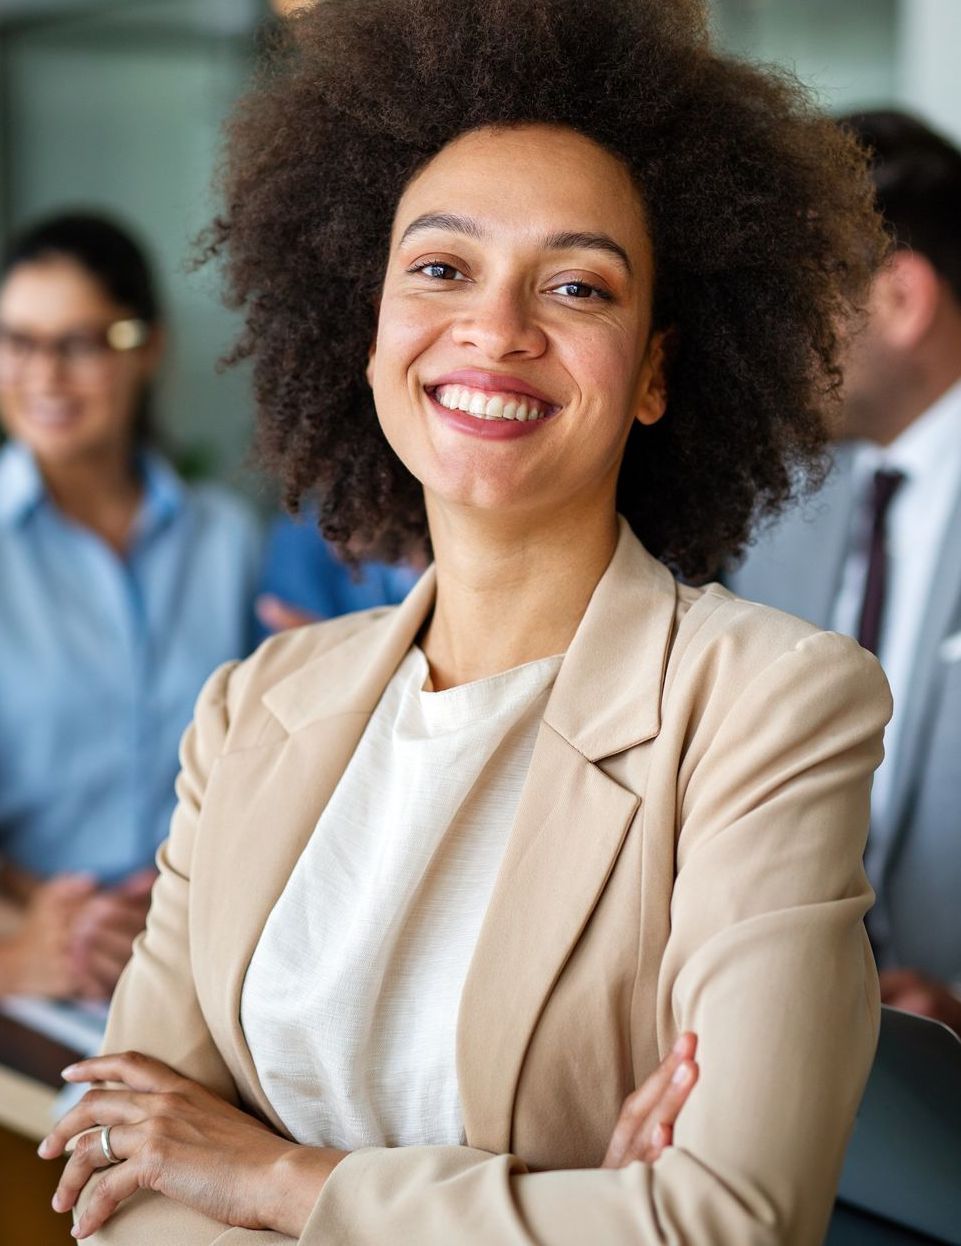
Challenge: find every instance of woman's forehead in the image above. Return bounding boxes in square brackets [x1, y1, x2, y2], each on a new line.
[392, 124, 652, 262]
[0, 258, 118, 327]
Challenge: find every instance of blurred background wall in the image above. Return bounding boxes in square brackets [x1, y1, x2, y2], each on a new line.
[0, 0, 958, 502]
[0, 0, 271, 493]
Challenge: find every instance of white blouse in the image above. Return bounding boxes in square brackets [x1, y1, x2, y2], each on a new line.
[240, 645, 562, 1149]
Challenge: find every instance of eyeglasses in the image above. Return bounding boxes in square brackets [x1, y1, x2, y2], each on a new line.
[0, 318, 150, 384]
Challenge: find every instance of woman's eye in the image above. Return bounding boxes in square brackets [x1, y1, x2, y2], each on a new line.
[410, 261, 464, 281]
[550, 280, 612, 301]
[61, 336, 102, 360]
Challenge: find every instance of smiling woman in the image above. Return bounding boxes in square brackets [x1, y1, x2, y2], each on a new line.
[207, 0, 885, 581]
[39, 2, 893, 1244]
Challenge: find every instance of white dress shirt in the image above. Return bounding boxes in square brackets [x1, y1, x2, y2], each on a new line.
[831, 378, 961, 824]
[241, 645, 562, 1150]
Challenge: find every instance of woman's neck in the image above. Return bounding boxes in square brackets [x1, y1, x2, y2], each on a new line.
[420, 500, 619, 690]
[40, 442, 143, 556]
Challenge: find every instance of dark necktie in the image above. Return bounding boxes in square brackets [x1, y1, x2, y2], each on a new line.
[856, 468, 906, 656]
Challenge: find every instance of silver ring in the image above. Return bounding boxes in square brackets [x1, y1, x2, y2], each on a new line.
[100, 1124, 121, 1165]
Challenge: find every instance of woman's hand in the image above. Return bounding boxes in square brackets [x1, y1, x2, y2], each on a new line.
[38, 1052, 346, 1240]
[68, 869, 157, 1001]
[0, 875, 98, 997]
[601, 1032, 699, 1167]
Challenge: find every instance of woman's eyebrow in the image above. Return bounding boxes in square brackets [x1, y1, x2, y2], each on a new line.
[399, 213, 484, 245]
[542, 230, 632, 276]
[398, 214, 632, 276]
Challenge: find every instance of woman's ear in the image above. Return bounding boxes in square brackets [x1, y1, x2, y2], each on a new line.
[634, 326, 674, 428]
[366, 343, 376, 388]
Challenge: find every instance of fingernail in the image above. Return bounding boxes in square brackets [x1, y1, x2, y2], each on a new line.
[672, 1061, 692, 1086]
[60, 1064, 79, 1078]
[37, 1137, 51, 1157]
[52, 1191, 65, 1212]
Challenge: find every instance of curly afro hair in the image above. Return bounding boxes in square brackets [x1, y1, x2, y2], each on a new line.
[208, 0, 886, 579]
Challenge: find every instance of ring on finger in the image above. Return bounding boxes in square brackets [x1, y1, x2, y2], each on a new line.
[100, 1124, 121, 1165]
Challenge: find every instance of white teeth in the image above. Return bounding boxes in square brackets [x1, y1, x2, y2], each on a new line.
[432, 384, 550, 422]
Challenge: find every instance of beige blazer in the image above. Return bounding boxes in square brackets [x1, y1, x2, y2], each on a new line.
[85, 522, 890, 1245]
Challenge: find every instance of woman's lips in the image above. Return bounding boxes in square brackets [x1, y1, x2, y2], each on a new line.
[20, 401, 84, 428]
[427, 369, 556, 407]
[426, 387, 558, 439]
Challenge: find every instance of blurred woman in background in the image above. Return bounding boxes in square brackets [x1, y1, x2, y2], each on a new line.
[0, 212, 260, 1002]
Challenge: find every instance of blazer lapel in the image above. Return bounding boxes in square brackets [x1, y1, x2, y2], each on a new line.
[193, 572, 438, 1129]
[457, 730, 640, 1153]
[458, 523, 678, 1153]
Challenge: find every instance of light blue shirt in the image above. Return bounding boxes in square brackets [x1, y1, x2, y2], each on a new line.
[0, 441, 261, 883]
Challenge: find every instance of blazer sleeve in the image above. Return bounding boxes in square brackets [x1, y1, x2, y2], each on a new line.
[81, 662, 290, 1246]
[295, 630, 889, 1246]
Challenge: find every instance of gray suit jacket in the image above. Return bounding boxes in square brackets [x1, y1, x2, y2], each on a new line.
[729, 447, 961, 981]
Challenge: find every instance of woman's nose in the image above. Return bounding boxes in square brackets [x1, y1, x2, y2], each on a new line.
[21, 343, 70, 390]
[450, 285, 546, 359]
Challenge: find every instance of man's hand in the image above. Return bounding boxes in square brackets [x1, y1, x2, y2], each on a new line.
[601, 1033, 699, 1167]
[879, 969, 961, 1035]
[68, 869, 157, 1001]
[0, 875, 98, 997]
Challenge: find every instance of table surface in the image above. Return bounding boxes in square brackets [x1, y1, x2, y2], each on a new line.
[0, 1012, 81, 1088]
[0, 1012, 81, 1141]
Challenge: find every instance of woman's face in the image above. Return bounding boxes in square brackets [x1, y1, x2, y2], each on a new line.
[370, 124, 667, 526]
[0, 257, 159, 468]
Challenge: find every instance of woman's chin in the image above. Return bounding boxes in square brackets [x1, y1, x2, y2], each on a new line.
[424, 485, 559, 534]
[18, 423, 125, 468]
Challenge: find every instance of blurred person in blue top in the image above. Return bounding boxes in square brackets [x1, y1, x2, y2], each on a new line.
[255, 514, 423, 637]
[0, 212, 260, 1001]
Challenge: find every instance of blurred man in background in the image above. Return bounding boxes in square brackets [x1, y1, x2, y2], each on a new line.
[731, 110, 961, 1032]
